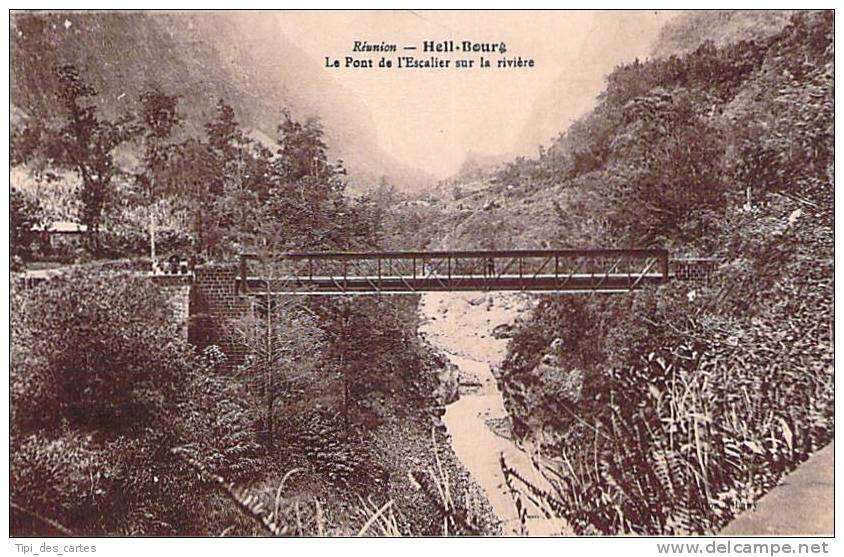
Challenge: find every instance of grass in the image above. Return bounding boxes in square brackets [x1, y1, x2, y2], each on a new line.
[498, 296, 833, 535]
[173, 426, 490, 536]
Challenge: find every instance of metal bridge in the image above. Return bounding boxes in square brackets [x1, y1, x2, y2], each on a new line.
[238, 248, 670, 295]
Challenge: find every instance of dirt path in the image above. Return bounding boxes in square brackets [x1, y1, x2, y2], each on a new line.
[419, 292, 569, 536]
[720, 442, 834, 536]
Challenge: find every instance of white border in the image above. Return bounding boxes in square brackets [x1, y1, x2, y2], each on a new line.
[2, 4, 840, 556]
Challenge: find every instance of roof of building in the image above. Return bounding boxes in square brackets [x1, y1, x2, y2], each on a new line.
[42, 221, 88, 233]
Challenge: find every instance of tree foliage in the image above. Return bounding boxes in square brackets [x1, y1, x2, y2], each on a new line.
[11, 65, 380, 260]
[12, 64, 134, 252]
[230, 287, 324, 447]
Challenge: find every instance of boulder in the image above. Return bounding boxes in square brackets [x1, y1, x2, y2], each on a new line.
[431, 359, 460, 405]
[532, 362, 584, 404]
[492, 323, 515, 339]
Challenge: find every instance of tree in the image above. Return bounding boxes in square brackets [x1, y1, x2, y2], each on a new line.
[275, 108, 338, 183]
[172, 137, 218, 255]
[133, 88, 183, 265]
[230, 258, 324, 448]
[11, 64, 132, 253]
[50, 64, 128, 252]
[310, 296, 435, 435]
[260, 109, 362, 252]
[203, 100, 272, 256]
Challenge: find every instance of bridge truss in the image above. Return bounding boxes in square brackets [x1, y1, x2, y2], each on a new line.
[238, 248, 670, 295]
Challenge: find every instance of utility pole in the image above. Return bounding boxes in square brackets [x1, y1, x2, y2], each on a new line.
[265, 273, 274, 449]
[150, 213, 156, 273]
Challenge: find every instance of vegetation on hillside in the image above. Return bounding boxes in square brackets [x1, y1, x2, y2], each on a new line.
[11, 272, 262, 534]
[13, 265, 498, 535]
[10, 11, 432, 192]
[10, 22, 492, 534]
[12, 52, 384, 260]
[478, 11, 833, 534]
[652, 10, 794, 58]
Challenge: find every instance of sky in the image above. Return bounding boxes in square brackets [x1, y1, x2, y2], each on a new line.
[274, 10, 677, 177]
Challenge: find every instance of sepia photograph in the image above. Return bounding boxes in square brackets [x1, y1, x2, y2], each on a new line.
[6, 5, 835, 544]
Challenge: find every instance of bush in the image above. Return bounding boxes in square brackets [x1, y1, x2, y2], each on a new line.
[100, 226, 193, 259]
[12, 432, 116, 533]
[12, 271, 186, 426]
[10, 270, 261, 535]
[11, 254, 26, 272]
[503, 261, 832, 534]
[495, 12, 833, 534]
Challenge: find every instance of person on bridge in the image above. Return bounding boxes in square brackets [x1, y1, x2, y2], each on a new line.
[484, 257, 495, 279]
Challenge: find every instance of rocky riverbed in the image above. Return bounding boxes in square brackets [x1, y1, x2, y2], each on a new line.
[419, 292, 569, 536]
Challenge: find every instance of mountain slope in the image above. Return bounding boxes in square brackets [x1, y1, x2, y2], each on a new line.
[513, 11, 673, 156]
[432, 10, 833, 535]
[10, 11, 433, 192]
[652, 10, 795, 58]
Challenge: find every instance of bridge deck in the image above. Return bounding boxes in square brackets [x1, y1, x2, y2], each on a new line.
[239, 248, 669, 294]
[242, 272, 666, 294]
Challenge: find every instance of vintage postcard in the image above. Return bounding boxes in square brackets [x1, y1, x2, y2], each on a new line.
[7, 7, 835, 547]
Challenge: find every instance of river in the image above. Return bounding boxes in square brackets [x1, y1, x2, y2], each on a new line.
[419, 292, 569, 536]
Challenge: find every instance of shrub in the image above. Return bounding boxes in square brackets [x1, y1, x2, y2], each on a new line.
[100, 226, 193, 259]
[12, 432, 114, 531]
[10, 270, 261, 535]
[495, 10, 833, 535]
[12, 270, 186, 427]
[502, 261, 832, 534]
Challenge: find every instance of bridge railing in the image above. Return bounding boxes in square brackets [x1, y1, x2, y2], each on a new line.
[238, 248, 669, 294]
